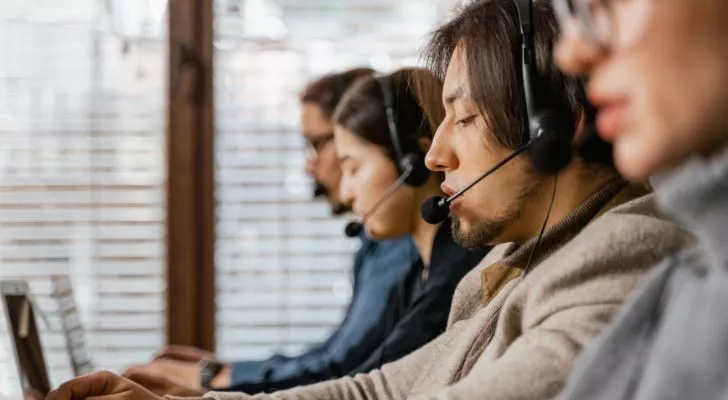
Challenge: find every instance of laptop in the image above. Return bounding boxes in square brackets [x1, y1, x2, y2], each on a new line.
[1, 280, 52, 397]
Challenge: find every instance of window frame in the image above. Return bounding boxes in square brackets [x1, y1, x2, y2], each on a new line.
[165, 0, 216, 352]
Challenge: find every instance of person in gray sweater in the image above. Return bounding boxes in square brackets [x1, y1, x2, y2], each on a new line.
[554, 0, 728, 399]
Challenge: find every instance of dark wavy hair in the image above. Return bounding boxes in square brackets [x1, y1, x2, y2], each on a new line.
[299, 68, 375, 119]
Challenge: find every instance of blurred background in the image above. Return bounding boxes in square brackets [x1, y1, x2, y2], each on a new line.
[0, 0, 459, 396]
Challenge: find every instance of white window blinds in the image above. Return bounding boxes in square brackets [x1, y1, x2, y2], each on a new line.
[214, 0, 450, 361]
[0, 14, 166, 397]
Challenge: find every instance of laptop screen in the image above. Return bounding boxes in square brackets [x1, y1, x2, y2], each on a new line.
[1, 281, 52, 397]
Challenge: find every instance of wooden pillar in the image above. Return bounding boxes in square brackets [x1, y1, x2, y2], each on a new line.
[165, 0, 216, 351]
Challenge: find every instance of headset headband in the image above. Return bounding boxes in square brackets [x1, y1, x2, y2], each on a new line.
[375, 74, 406, 165]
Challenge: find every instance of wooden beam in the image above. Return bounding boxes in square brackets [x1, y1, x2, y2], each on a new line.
[166, 0, 216, 351]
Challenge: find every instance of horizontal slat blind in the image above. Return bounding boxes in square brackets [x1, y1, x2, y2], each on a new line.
[214, 0, 449, 361]
[0, 14, 165, 397]
[214, 53, 359, 357]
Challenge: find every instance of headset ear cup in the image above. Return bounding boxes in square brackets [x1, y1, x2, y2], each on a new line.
[401, 152, 430, 187]
[527, 111, 575, 174]
[577, 125, 615, 167]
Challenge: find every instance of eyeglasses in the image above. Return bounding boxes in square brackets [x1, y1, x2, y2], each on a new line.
[305, 132, 334, 160]
[554, 0, 615, 49]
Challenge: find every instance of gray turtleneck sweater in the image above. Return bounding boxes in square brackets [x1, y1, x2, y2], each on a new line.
[559, 147, 728, 400]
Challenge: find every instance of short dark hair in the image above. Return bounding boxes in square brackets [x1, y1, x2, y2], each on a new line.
[332, 67, 443, 164]
[419, 0, 587, 149]
[300, 68, 375, 120]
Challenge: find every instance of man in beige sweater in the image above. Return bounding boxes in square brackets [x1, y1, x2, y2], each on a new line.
[46, 1, 691, 399]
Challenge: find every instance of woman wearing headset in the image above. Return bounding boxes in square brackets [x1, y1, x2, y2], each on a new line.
[335, 69, 455, 260]
[332, 67, 489, 366]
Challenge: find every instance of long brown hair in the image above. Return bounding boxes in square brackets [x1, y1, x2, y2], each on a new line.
[332, 68, 444, 164]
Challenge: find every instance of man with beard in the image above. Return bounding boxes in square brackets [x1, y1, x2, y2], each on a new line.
[120, 68, 423, 394]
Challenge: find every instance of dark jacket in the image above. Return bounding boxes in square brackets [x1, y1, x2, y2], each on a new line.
[224, 222, 489, 393]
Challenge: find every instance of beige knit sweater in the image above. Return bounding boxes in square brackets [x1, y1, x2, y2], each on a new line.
[180, 181, 691, 400]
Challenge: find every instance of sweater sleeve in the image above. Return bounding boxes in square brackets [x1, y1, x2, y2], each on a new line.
[224, 281, 409, 393]
[171, 327, 450, 400]
[217, 232, 485, 396]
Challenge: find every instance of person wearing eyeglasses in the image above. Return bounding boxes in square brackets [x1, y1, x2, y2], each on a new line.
[300, 69, 375, 216]
[552, 1, 728, 399]
[43, 1, 690, 400]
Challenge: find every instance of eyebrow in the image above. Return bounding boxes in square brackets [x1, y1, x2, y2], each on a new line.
[303, 130, 334, 138]
[443, 85, 466, 106]
[337, 155, 351, 164]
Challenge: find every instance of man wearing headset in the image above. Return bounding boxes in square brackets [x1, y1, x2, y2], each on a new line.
[553, 0, 728, 399]
[43, 1, 691, 399]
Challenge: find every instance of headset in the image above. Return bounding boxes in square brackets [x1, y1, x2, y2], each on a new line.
[516, 0, 613, 168]
[514, 0, 576, 172]
[375, 74, 431, 187]
[344, 73, 431, 237]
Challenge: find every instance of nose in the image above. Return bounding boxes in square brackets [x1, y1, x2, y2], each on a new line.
[338, 176, 355, 207]
[304, 157, 317, 177]
[554, 19, 607, 77]
[425, 122, 458, 173]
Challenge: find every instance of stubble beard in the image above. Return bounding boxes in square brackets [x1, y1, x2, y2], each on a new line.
[451, 171, 543, 250]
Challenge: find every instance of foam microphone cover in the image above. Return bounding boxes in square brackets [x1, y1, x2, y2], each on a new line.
[344, 221, 363, 238]
[577, 121, 615, 167]
[527, 112, 574, 174]
[420, 196, 450, 225]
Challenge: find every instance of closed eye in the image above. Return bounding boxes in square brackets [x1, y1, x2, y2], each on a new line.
[455, 115, 477, 127]
[341, 162, 358, 177]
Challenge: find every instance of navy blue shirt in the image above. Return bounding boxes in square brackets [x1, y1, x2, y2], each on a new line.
[224, 222, 490, 393]
[227, 233, 418, 388]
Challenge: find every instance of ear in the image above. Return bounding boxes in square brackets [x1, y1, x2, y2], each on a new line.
[417, 136, 433, 153]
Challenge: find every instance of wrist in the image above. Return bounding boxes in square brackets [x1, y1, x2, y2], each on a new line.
[198, 360, 224, 390]
[210, 364, 231, 389]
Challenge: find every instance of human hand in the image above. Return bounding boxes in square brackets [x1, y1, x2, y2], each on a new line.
[23, 388, 44, 400]
[46, 371, 163, 400]
[123, 367, 206, 397]
[123, 359, 202, 391]
[154, 346, 215, 363]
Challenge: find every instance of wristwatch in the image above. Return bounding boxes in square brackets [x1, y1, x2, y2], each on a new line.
[199, 360, 224, 390]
